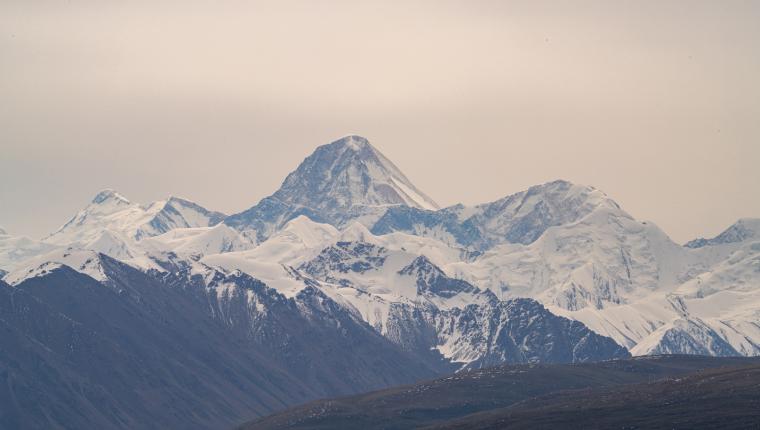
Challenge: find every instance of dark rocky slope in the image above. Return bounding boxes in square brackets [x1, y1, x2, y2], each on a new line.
[242, 355, 760, 430]
[0, 255, 439, 430]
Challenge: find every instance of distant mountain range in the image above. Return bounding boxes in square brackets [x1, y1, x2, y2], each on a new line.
[1, 135, 758, 428]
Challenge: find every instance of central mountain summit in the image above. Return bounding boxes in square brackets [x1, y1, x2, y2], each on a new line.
[225, 135, 439, 240]
[275, 135, 438, 212]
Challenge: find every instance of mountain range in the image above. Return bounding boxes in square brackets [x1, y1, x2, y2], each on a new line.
[1, 135, 758, 427]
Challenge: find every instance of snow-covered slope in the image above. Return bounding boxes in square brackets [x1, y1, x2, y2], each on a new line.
[4, 248, 109, 285]
[225, 135, 439, 241]
[200, 217, 340, 297]
[140, 223, 257, 262]
[0, 228, 59, 272]
[539, 219, 760, 355]
[373, 180, 624, 250]
[450, 205, 689, 307]
[631, 236, 760, 356]
[230, 183, 760, 360]
[2, 136, 759, 364]
[45, 190, 226, 248]
[200, 221, 627, 366]
[295, 231, 626, 366]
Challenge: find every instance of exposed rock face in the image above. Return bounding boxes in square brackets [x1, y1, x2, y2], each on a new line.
[299, 240, 629, 369]
[432, 298, 630, 369]
[225, 135, 438, 241]
[399, 256, 479, 298]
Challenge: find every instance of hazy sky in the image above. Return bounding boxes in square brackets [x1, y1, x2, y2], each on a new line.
[1, 1, 759, 243]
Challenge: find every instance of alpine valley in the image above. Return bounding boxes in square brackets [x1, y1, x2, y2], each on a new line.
[2, 135, 758, 429]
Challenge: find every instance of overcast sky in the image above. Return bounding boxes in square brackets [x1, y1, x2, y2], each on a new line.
[1, 0, 758, 243]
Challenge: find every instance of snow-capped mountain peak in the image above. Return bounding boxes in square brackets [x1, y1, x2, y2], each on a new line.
[3, 136, 759, 369]
[225, 135, 440, 240]
[337, 134, 371, 151]
[372, 179, 629, 251]
[685, 218, 760, 248]
[44, 190, 226, 248]
[462, 179, 626, 243]
[136, 195, 226, 240]
[274, 135, 439, 212]
[91, 188, 131, 206]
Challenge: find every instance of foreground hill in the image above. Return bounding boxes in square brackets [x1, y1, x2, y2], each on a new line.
[436, 362, 760, 430]
[242, 355, 760, 430]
